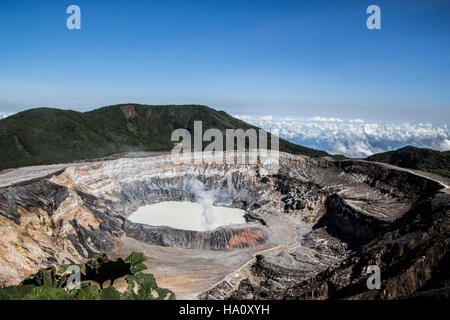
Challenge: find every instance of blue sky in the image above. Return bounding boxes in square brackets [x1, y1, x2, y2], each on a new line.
[0, 0, 449, 123]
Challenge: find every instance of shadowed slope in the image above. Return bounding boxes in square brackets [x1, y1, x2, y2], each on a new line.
[367, 146, 450, 178]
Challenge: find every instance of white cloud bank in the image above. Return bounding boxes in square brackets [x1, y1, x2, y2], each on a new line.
[0, 113, 9, 119]
[235, 115, 450, 158]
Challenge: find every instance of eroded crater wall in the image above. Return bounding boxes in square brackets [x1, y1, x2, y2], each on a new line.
[0, 152, 446, 295]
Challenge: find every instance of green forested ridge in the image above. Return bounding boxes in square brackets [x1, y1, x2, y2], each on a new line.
[0, 252, 175, 300]
[366, 146, 450, 178]
[0, 104, 329, 170]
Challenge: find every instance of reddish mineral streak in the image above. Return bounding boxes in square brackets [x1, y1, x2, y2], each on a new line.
[226, 229, 263, 249]
[121, 105, 137, 119]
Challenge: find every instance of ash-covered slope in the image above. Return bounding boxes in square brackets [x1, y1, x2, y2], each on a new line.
[220, 162, 450, 300]
[0, 104, 328, 170]
[0, 152, 448, 299]
[228, 192, 450, 300]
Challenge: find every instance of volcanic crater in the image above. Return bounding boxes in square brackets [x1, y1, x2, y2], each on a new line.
[0, 151, 448, 299]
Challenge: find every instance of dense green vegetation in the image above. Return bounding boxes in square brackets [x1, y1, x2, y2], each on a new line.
[366, 146, 450, 178]
[0, 252, 175, 300]
[0, 104, 329, 170]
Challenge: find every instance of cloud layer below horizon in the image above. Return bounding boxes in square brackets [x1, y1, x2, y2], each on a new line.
[1, 112, 449, 158]
[235, 115, 450, 158]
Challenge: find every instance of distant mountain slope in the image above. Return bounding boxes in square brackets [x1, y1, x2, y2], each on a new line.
[0, 104, 328, 170]
[366, 146, 450, 178]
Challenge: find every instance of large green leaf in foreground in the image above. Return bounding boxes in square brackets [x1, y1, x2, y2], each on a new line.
[0, 252, 175, 300]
